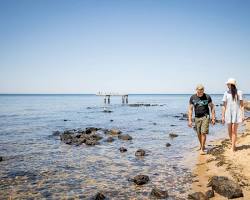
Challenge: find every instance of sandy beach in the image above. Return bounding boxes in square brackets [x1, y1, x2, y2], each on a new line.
[191, 117, 250, 199]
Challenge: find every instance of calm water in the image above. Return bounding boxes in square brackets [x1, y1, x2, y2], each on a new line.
[0, 94, 248, 199]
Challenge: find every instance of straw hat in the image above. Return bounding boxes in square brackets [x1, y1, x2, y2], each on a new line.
[226, 78, 236, 86]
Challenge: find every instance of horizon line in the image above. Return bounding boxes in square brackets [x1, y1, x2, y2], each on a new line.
[1, 93, 247, 95]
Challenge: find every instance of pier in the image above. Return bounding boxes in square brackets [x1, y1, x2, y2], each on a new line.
[96, 92, 128, 104]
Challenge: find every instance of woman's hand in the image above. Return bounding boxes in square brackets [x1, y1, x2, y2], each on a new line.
[221, 117, 225, 124]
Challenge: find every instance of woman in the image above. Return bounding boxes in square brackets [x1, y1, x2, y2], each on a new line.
[222, 78, 245, 152]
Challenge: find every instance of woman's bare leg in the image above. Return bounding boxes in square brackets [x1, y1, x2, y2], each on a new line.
[231, 123, 238, 151]
[227, 123, 232, 141]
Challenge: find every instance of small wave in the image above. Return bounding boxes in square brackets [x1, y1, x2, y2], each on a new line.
[0, 114, 19, 118]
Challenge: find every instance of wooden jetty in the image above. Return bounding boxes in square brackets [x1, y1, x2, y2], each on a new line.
[96, 92, 128, 104]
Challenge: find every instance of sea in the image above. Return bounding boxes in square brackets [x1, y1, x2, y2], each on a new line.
[0, 94, 249, 199]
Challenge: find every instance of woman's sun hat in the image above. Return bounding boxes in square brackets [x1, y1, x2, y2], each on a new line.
[226, 78, 236, 86]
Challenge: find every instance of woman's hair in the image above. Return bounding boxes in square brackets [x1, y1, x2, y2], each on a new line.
[231, 84, 238, 101]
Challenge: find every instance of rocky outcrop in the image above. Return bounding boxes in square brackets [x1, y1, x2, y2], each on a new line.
[105, 137, 115, 143]
[57, 127, 126, 146]
[166, 143, 171, 147]
[102, 109, 112, 113]
[205, 190, 214, 198]
[130, 175, 150, 185]
[128, 103, 161, 107]
[169, 133, 178, 138]
[244, 101, 250, 111]
[135, 149, 146, 156]
[86, 127, 100, 134]
[85, 138, 100, 146]
[118, 134, 132, 140]
[106, 129, 121, 135]
[150, 188, 169, 199]
[207, 176, 243, 199]
[188, 192, 208, 200]
[119, 147, 127, 152]
[92, 192, 106, 200]
[59, 128, 102, 146]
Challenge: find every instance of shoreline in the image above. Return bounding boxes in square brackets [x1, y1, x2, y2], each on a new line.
[191, 118, 250, 199]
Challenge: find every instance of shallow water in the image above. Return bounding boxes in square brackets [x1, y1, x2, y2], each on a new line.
[0, 94, 248, 199]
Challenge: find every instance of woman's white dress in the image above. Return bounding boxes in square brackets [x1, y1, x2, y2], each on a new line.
[222, 90, 243, 124]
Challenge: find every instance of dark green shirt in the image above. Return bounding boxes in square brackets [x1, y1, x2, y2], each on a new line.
[189, 93, 212, 118]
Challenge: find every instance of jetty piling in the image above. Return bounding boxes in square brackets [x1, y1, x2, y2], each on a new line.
[97, 92, 128, 104]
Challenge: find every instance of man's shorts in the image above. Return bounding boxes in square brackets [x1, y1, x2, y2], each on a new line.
[195, 115, 210, 134]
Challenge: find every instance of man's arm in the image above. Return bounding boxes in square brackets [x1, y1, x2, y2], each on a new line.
[221, 101, 226, 124]
[188, 104, 193, 127]
[209, 102, 215, 125]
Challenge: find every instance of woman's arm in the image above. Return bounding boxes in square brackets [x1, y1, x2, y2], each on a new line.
[240, 100, 245, 121]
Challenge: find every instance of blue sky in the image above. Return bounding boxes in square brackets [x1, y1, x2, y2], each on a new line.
[0, 0, 250, 94]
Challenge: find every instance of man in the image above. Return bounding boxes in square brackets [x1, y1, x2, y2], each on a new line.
[188, 84, 215, 154]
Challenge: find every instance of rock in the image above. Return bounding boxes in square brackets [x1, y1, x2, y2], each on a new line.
[205, 190, 214, 198]
[52, 131, 61, 136]
[151, 187, 169, 199]
[207, 146, 224, 156]
[86, 127, 99, 134]
[92, 192, 106, 200]
[135, 149, 146, 156]
[7, 170, 37, 181]
[169, 133, 178, 138]
[75, 137, 87, 146]
[103, 109, 112, 113]
[119, 147, 127, 152]
[153, 122, 157, 125]
[128, 103, 150, 107]
[60, 131, 74, 144]
[63, 119, 68, 121]
[132, 175, 150, 185]
[179, 117, 187, 121]
[166, 143, 171, 147]
[118, 134, 132, 140]
[170, 124, 177, 127]
[110, 119, 114, 122]
[244, 101, 250, 111]
[106, 137, 115, 143]
[59, 128, 102, 146]
[182, 113, 188, 118]
[85, 139, 99, 146]
[207, 176, 243, 199]
[188, 192, 208, 200]
[110, 129, 121, 135]
[90, 134, 103, 141]
[0, 156, 3, 162]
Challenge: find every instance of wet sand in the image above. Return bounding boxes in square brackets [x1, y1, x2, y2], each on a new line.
[191, 118, 250, 199]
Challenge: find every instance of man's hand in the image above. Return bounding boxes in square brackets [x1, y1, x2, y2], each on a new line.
[188, 120, 192, 128]
[211, 118, 215, 125]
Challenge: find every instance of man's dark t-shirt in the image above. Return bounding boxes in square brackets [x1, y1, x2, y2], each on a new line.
[189, 93, 212, 118]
